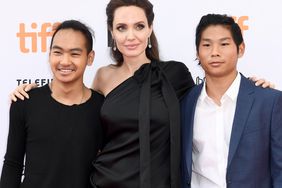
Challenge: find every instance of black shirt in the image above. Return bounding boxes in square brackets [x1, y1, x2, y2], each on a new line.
[0, 85, 104, 188]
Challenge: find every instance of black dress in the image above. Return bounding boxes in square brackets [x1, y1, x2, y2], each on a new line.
[91, 61, 195, 188]
[0, 85, 104, 188]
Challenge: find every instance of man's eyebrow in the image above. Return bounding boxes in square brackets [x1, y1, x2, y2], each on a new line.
[51, 45, 83, 52]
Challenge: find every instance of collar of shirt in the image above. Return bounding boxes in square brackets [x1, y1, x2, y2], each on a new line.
[191, 72, 242, 188]
[198, 72, 241, 105]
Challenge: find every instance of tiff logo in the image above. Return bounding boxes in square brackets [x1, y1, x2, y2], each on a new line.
[233, 16, 249, 33]
[16, 22, 60, 53]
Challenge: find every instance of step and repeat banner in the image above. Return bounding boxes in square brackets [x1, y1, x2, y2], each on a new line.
[1, 0, 281, 173]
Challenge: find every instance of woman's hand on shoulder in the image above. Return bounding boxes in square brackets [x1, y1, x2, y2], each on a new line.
[249, 76, 275, 89]
[10, 83, 38, 102]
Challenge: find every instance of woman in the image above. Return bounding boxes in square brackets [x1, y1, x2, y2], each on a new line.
[90, 1, 194, 188]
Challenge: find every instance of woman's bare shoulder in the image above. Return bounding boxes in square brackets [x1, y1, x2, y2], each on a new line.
[97, 64, 117, 77]
[92, 64, 117, 94]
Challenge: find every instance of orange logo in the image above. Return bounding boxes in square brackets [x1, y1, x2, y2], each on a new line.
[233, 16, 249, 33]
[17, 22, 60, 53]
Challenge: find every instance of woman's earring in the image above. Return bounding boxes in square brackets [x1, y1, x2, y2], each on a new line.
[113, 39, 117, 51]
[148, 37, 152, 48]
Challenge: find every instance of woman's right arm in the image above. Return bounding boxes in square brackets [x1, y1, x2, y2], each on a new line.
[10, 83, 38, 101]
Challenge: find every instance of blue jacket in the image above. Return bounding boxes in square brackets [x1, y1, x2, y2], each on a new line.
[181, 74, 282, 188]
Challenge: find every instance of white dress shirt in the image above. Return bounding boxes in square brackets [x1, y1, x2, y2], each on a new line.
[191, 73, 241, 188]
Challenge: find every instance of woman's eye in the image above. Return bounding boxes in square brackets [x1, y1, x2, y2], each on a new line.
[117, 26, 126, 32]
[136, 24, 145, 30]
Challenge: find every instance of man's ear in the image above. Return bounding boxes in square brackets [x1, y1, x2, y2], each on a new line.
[238, 42, 245, 58]
[87, 50, 95, 66]
[196, 52, 202, 65]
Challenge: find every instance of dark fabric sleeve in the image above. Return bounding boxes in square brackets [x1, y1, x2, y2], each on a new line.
[94, 91, 107, 150]
[0, 101, 26, 188]
[162, 61, 195, 100]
